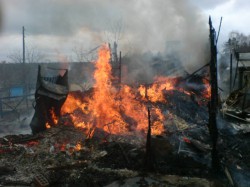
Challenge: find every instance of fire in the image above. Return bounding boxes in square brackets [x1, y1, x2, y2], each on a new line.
[138, 76, 178, 103]
[202, 78, 211, 99]
[50, 107, 58, 125]
[60, 44, 209, 138]
[88, 45, 127, 134]
[74, 142, 82, 151]
[61, 45, 166, 136]
[61, 93, 89, 115]
[45, 107, 59, 129]
[45, 122, 51, 129]
[152, 121, 165, 135]
[119, 85, 148, 133]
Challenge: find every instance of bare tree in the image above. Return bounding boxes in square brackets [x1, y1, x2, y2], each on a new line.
[8, 46, 45, 63]
[8, 49, 23, 63]
[72, 44, 86, 62]
[228, 31, 250, 48]
[72, 44, 99, 62]
[26, 46, 45, 63]
[103, 18, 124, 44]
[72, 18, 125, 63]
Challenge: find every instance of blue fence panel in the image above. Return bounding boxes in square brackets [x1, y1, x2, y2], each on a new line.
[10, 86, 24, 97]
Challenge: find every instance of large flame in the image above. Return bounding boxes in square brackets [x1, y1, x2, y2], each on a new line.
[88, 45, 126, 133]
[60, 44, 209, 137]
[61, 45, 165, 135]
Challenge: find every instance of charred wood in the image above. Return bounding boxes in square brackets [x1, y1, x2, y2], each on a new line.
[145, 107, 154, 171]
[208, 16, 220, 171]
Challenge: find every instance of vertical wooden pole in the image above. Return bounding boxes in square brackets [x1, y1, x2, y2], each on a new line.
[22, 26, 29, 108]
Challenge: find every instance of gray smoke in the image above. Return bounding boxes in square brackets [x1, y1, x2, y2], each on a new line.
[2, 0, 210, 71]
[189, 0, 230, 9]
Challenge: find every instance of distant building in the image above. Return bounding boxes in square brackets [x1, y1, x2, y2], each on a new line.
[235, 46, 250, 89]
[224, 46, 250, 118]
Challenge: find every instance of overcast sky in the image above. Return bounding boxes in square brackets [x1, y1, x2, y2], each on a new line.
[0, 0, 249, 63]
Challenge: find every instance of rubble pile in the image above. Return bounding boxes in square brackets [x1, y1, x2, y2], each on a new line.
[0, 89, 237, 186]
[0, 88, 250, 186]
[1, 44, 250, 186]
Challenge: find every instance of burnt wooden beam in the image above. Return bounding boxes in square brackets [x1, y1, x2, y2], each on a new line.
[145, 107, 153, 171]
[182, 63, 209, 81]
[208, 16, 220, 171]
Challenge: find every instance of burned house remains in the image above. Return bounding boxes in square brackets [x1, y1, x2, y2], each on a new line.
[0, 17, 250, 187]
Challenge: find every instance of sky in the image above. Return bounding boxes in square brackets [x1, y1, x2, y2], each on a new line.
[0, 0, 249, 63]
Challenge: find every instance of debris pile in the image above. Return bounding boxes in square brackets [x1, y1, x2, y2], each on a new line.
[1, 44, 250, 186]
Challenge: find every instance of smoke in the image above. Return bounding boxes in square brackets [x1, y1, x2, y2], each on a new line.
[0, 2, 2, 33]
[0, 0, 215, 136]
[2, 0, 210, 71]
[189, 0, 231, 9]
[119, 0, 210, 76]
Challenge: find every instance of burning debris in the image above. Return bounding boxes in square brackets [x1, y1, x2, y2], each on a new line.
[0, 44, 219, 186]
[1, 21, 250, 186]
[58, 45, 210, 138]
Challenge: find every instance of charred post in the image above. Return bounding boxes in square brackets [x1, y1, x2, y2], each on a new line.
[230, 52, 233, 93]
[119, 51, 122, 86]
[145, 107, 153, 171]
[241, 75, 248, 112]
[208, 16, 220, 171]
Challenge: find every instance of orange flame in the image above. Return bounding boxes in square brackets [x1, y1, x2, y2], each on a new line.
[74, 142, 82, 151]
[45, 107, 59, 129]
[45, 122, 51, 129]
[61, 45, 169, 136]
[138, 76, 177, 103]
[88, 45, 127, 133]
[202, 78, 211, 99]
[50, 107, 58, 125]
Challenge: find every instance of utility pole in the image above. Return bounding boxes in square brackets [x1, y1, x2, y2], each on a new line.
[22, 26, 25, 64]
[22, 26, 28, 108]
